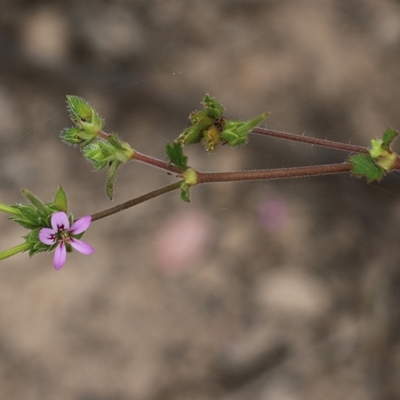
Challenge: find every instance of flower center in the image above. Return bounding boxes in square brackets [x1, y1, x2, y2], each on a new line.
[57, 229, 70, 243]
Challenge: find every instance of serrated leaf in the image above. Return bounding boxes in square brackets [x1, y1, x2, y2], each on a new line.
[349, 154, 385, 183]
[54, 186, 68, 212]
[14, 204, 41, 227]
[10, 218, 38, 230]
[166, 142, 188, 169]
[105, 160, 121, 200]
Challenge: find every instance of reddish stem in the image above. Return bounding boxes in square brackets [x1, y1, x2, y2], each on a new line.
[252, 127, 369, 154]
[132, 151, 183, 174]
[91, 181, 182, 222]
[197, 163, 352, 184]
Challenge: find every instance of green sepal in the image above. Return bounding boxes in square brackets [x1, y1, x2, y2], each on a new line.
[349, 154, 385, 183]
[177, 125, 204, 145]
[83, 143, 109, 169]
[222, 112, 268, 146]
[166, 142, 188, 169]
[54, 186, 68, 213]
[105, 160, 121, 200]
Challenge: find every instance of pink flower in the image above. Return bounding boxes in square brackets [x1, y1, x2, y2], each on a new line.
[39, 211, 94, 270]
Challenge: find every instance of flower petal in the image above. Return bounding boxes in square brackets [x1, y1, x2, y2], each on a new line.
[39, 228, 57, 245]
[53, 242, 67, 270]
[70, 238, 94, 255]
[51, 211, 70, 231]
[70, 216, 92, 235]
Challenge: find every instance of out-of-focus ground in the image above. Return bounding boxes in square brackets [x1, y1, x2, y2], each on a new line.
[1, 1, 400, 399]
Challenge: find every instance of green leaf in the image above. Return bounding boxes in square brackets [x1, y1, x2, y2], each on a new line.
[382, 128, 399, 151]
[54, 186, 68, 212]
[10, 218, 38, 230]
[349, 154, 385, 183]
[17, 205, 41, 226]
[105, 160, 121, 200]
[166, 142, 188, 170]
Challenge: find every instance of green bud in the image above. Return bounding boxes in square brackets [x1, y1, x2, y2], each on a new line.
[222, 112, 268, 146]
[369, 128, 399, 171]
[66, 96, 105, 136]
[202, 94, 224, 119]
[83, 144, 109, 169]
[178, 125, 203, 146]
[83, 136, 134, 170]
[21, 188, 49, 214]
[203, 125, 221, 152]
[108, 135, 134, 163]
[60, 127, 96, 147]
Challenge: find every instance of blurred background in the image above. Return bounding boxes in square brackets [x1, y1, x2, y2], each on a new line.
[1, 0, 400, 399]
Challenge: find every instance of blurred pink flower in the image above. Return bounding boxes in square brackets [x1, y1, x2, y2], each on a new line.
[257, 196, 289, 233]
[153, 210, 213, 275]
